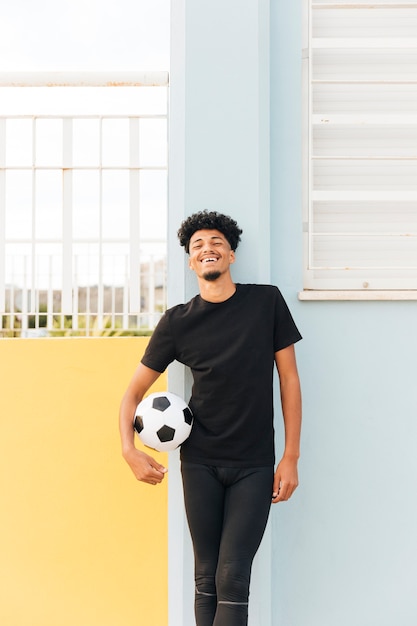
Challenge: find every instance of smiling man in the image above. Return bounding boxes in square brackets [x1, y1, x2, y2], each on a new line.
[119, 210, 302, 626]
[188, 229, 235, 283]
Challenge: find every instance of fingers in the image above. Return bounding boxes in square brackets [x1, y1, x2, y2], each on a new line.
[272, 478, 298, 503]
[272, 458, 299, 503]
[272, 475, 280, 502]
[127, 449, 168, 485]
[143, 464, 168, 485]
[141, 461, 167, 485]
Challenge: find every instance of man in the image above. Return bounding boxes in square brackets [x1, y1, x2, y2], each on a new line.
[119, 210, 302, 626]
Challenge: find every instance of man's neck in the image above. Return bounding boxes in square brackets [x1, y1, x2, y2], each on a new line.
[197, 275, 236, 303]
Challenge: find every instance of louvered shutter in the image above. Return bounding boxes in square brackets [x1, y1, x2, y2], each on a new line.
[303, 1, 417, 290]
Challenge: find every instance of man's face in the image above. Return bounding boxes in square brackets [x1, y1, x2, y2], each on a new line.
[188, 229, 235, 281]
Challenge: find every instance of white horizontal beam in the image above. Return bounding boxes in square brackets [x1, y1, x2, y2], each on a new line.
[0, 166, 167, 171]
[312, 156, 417, 160]
[0, 115, 167, 120]
[299, 290, 417, 301]
[313, 38, 417, 49]
[311, 232, 417, 238]
[312, 3, 417, 9]
[0, 71, 169, 87]
[313, 190, 417, 201]
[312, 113, 417, 125]
[312, 80, 417, 84]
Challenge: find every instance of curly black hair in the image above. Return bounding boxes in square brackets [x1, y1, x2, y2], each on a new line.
[178, 210, 243, 253]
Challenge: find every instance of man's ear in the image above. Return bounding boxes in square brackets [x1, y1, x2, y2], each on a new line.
[230, 250, 236, 264]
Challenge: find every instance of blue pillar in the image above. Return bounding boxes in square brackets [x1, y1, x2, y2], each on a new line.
[169, 1, 271, 624]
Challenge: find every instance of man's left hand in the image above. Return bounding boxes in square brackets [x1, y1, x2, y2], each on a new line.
[272, 455, 299, 503]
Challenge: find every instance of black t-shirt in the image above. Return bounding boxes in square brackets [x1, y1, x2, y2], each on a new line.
[141, 283, 302, 467]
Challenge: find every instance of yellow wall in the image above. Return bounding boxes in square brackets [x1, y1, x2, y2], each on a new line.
[0, 338, 168, 626]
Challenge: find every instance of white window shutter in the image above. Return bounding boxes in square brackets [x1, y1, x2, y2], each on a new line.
[303, 1, 417, 290]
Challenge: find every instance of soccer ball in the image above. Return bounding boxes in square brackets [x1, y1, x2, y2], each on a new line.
[133, 391, 193, 452]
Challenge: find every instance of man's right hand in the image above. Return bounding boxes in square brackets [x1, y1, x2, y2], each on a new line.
[123, 447, 168, 485]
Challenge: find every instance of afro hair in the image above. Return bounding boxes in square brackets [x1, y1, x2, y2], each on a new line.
[178, 210, 243, 254]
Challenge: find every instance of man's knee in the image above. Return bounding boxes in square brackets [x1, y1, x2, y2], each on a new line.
[215, 560, 250, 603]
[195, 572, 216, 597]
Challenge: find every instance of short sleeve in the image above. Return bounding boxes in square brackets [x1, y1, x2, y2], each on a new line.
[141, 311, 177, 373]
[273, 288, 302, 352]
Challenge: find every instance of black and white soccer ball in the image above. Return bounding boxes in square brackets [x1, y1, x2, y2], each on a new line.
[133, 391, 193, 452]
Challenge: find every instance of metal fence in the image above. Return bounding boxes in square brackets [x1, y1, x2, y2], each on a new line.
[0, 72, 168, 337]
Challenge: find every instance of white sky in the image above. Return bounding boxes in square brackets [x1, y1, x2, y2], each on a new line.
[0, 0, 170, 292]
[0, 0, 170, 72]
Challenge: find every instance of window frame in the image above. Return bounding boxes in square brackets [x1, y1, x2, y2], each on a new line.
[0, 72, 169, 335]
[301, 1, 417, 300]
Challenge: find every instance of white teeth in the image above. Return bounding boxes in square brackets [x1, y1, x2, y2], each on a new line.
[202, 258, 217, 263]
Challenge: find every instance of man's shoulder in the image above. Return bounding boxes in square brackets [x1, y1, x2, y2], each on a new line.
[163, 294, 200, 317]
[238, 283, 279, 297]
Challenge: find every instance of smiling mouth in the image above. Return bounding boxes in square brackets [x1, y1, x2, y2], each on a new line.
[201, 257, 218, 264]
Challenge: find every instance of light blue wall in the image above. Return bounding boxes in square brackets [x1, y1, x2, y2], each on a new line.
[170, 1, 417, 624]
[271, 2, 417, 625]
[169, 3, 272, 624]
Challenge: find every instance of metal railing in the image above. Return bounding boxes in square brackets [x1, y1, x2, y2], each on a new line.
[0, 72, 168, 337]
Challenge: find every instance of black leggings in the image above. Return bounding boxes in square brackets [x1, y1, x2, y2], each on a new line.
[181, 462, 273, 626]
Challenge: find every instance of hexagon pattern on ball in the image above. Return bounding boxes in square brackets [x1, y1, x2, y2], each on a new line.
[133, 391, 193, 452]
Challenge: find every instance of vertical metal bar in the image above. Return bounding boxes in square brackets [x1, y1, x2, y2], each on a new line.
[0, 85, 168, 335]
[62, 118, 73, 314]
[47, 254, 54, 331]
[129, 117, 141, 313]
[148, 255, 155, 328]
[22, 256, 29, 333]
[72, 255, 79, 331]
[35, 287, 39, 331]
[123, 257, 129, 329]
[0, 119, 6, 313]
[86, 284, 91, 336]
[111, 284, 116, 329]
[9, 257, 15, 333]
[10, 279, 15, 333]
[31, 117, 36, 315]
[97, 116, 104, 331]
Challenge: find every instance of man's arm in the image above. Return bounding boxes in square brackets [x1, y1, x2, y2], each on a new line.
[272, 344, 302, 503]
[119, 362, 168, 485]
